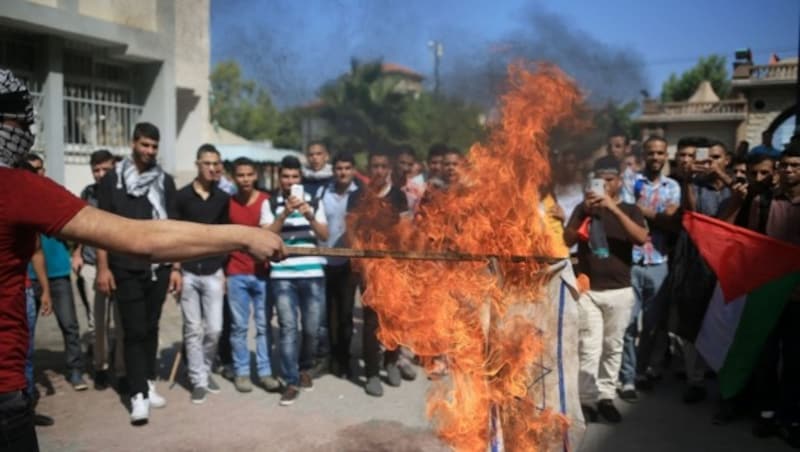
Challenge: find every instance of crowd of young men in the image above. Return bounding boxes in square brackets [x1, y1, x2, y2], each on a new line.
[6, 61, 799, 449]
[19, 107, 468, 429]
[557, 132, 800, 448]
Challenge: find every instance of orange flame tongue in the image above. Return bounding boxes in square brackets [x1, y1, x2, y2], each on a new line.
[352, 62, 583, 451]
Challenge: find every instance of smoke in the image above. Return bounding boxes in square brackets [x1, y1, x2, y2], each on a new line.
[441, 8, 648, 108]
[211, 1, 648, 109]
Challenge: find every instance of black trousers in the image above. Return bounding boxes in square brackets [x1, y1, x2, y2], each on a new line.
[0, 391, 38, 452]
[755, 301, 800, 422]
[325, 264, 357, 370]
[114, 267, 170, 397]
[216, 294, 233, 366]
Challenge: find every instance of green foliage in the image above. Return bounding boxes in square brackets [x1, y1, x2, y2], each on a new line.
[661, 55, 730, 102]
[210, 61, 281, 141]
[402, 92, 485, 156]
[318, 59, 410, 153]
[594, 100, 640, 140]
[317, 58, 485, 159]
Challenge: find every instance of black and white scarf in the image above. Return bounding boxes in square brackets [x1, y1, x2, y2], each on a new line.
[115, 157, 167, 219]
[0, 69, 35, 168]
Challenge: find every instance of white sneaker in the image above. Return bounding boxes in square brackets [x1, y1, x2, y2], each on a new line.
[148, 380, 167, 409]
[130, 393, 149, 425]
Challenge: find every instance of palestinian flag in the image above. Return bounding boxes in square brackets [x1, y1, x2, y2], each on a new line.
[682, 212, 800, 398]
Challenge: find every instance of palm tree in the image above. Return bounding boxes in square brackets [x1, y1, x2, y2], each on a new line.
[318, 59, 410, 153]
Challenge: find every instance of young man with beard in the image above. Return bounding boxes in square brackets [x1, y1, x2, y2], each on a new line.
[618, 136, 681, 402]
[564, 156, 647, 423]
[225, 158, 280, 394]
[349, 150, 409, 397]
[319, 152, 361, 378]
[720, 153, 778, 227]
[175, 144, 230, 404]
[95, 123, 181, 422]
[677, 139, 733, 404]
[263, 156, 329, 406]
[747, 143, 800, 445]
[0, 69, 285, 445]
[71, 149, 123, 390]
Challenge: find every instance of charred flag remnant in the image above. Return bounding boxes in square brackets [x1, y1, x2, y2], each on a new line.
[348, 63, 586, 451]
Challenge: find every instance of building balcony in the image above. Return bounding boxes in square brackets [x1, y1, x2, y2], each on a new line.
[636, 99, 748, 124]
[732, 61, 798, 87]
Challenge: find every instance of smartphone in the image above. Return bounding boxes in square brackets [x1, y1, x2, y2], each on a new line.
[696, 147, 710, 162]
[589, 178, 605, 197]
[290, 184, 304, 200]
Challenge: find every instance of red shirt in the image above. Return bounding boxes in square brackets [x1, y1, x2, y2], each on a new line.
[0, 168, 86, 392]
[226, 191, 270, 277]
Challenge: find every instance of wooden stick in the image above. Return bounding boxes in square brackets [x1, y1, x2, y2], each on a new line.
[168, 347, 182, 389]
[286, 246, 565, 264]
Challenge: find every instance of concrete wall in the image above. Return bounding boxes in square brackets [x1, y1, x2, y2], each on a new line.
[173, 0, 210, 187]
[663, 121, 739, 152]
[743, 85, 796, 145]
[78, 0, 158, 32]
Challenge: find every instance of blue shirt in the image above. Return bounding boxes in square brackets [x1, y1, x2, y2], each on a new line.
[28, 235, 72, 280]
[320, 181, 360, 266]
[623, 169, 681, 265]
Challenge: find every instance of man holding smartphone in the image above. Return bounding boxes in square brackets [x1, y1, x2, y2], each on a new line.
[262, 156, 328, 406]
[564, 156, 648, 424]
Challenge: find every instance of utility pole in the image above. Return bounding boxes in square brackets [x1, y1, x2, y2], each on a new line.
[428, 40, 443, 95]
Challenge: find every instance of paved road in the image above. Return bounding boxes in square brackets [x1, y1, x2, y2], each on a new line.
[31, 284, 792, 451]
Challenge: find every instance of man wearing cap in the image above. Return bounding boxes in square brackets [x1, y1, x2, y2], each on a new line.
[564, 155, 648, 424]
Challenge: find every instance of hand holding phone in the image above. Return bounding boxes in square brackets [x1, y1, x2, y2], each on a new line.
[290, 184, 305, 201]
[589, 178, 605, 198]
[695, 147, 710, 162]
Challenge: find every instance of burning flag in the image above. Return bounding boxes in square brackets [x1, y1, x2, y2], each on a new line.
[349, 62, 587, 451]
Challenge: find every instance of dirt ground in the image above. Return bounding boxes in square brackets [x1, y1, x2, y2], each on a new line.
[32, 286, 794, 452]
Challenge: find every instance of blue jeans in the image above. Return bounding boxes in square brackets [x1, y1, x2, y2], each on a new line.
[273, 277, 325, 386]
[25, 288, 37, 397]
[620, 263, 669, 385]
[227, 274, 272, 378]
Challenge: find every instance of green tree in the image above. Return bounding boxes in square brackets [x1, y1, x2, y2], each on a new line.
[318, 59, 410, 153]
[661, 55, 730, 102]
[403, 92, 485, 155]
[210, 60, 281, 141]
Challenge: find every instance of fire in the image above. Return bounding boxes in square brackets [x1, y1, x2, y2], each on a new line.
[351, 63, 583, 451]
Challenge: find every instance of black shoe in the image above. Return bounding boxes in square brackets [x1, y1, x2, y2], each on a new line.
[94, 370, 110, 391]
[221, 366, 235, 381]
[190, 387, 207, 405]
[682, 385, 707, 404]
[309, 357, 330, 379]
[34, 413, 54, 427]
[753, 416, 778, 438]
[784, 423, 800, 448]
[299, 372, 314, 392]
[581, 405, 598, 423]
[712, 400, 736, 425]
[617, 385, 638, 403]
[279, 385, 300, 406]
[597, 399, 622, 423]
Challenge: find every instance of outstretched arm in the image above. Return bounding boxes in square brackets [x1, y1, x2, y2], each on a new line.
[58, 206, 286, 264]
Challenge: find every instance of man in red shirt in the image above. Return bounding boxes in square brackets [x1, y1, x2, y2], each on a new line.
[0, 69, 285, 448]
[225, 157, 281, 394]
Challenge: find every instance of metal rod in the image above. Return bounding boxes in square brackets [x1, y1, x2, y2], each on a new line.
[285, 246, 565, 264]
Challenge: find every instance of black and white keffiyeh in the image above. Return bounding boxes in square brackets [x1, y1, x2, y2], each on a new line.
[115, 157, 167, 219]
[0, 69, 35, 168]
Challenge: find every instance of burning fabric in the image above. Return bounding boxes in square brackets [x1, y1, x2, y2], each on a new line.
[348, 63, 585, 451]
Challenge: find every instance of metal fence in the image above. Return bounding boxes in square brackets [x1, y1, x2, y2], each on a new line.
[29, 84, 143, 155]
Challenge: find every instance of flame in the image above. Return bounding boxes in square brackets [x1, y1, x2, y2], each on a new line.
[350, 63, 584, 451]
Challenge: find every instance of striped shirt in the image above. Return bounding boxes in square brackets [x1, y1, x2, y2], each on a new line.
[260, 191, 327, 279]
